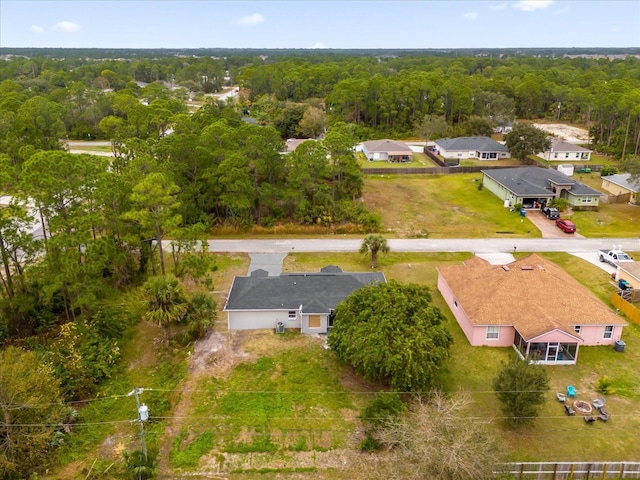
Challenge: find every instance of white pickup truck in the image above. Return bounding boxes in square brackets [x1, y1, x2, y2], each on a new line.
[599, 249, 634, 266]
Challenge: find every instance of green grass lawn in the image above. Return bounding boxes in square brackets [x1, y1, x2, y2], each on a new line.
[363, 174, 542, 238]
[283, 252, 640, 462]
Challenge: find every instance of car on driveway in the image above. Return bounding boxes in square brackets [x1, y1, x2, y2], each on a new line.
[556, 218, 576, 233]
[541, 205, 560, 219]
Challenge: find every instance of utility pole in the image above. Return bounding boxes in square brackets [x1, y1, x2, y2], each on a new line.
[128, 387, 149, 460]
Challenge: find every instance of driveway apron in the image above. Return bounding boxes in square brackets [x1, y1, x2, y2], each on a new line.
[247, 253, 287, 276]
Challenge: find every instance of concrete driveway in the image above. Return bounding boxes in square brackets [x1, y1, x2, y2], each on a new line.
[526, 209, 585, 239]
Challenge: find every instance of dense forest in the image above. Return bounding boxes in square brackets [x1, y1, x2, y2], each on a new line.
[1, 48, 640, 477]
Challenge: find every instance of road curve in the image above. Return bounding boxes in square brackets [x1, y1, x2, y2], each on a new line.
[204, 237, 640, 254]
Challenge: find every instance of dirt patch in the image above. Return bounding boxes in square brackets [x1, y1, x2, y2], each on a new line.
[533, 123, 590, 144]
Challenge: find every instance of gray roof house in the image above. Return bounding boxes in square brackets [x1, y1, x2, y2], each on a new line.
[225, 266, 386, 334]
[538, 138, 592, 162]
[433, 136, 510, 160]
[601, 173, 640, 205]
[482, 166, 602, 210]
[362, 139, 413, 162]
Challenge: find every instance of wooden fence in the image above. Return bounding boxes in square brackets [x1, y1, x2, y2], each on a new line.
[611, 292, 640, 324]
[502, 461, 640, 479]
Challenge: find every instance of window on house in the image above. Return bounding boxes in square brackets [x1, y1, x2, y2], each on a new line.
[581, 197, 592, 203]
[553, 153, 558, 159]
[574, 325, 582, 334]
[288, 311, 296, 319]
[565, 153, 570, 158]
[486, 326, 499, 339]
[604, 325, 614, 339]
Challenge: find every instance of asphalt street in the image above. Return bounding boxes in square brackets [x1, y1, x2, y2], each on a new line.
[205, 237, 640, 254]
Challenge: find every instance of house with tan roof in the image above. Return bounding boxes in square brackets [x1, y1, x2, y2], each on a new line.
[361, 139, 413, 163]
[437, 254, 626, 365]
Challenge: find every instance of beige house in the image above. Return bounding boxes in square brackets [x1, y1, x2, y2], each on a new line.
[601, 173, 640, 205]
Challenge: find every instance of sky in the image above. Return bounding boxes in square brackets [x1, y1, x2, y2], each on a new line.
[1, 0, 639, 50]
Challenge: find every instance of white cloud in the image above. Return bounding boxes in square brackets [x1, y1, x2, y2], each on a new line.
[238, 13, 265, 26]
[53, 21, 81, 32]
[310, 42, 327, 49]
[513, 0, 554, 12]
[30, 25, 45, 34]
[489, 2, 508, 9]
[464, 11, 478, 20]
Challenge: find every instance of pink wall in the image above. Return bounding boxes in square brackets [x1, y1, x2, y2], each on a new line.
[438, 272, 514, 347]
[578, 325, 623, 346]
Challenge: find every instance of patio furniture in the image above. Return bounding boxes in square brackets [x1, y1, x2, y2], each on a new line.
[567, 385, 577, 398]
[584, 416, 596, 424]
[598, 410, 610, 422]
[592, 397, 605, 410]
[564, 404, 576, 416]
[556, 392, 566, 402]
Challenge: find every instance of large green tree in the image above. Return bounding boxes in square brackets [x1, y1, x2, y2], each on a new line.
[328, 280, 453, 392]
[505, 123, 551, 163]
[125, 173, 181, 276]
[493, 354, 550, 426]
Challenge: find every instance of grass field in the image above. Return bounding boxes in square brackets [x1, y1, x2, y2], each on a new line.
[361, 172, 640, 238]
[362, 173, 541, 238]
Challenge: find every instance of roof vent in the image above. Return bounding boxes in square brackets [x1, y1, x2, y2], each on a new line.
[502, 265, 510, 271]
[521, 266, 533, 271]
[537, 265, 545, 270]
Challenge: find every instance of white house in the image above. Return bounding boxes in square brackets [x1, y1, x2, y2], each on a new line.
[432, 137, 510, 160]
[539, 138, 592, 161]
[361, 139, 413, 163]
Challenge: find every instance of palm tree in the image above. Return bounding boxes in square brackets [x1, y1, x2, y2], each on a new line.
[184, 292, 217, 340]
[359, 234, 390, 268]
[142, 275, 188, 345]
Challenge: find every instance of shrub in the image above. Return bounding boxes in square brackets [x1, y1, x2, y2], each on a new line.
[600, 165, 618, 177]
[596, 376, 615, 395]
[550, 198, 569, 212]
[361, 392, 406, 429]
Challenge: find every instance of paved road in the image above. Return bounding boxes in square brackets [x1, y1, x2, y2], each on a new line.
[205, 237, 640, 254]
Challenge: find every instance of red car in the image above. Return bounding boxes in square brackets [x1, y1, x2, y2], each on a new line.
[556, 218, 576, 233]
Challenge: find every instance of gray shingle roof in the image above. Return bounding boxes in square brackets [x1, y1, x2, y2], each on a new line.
[548, 138, 591, 153]
[434, 136, 508, 152]
[225, 266, 386, 313]
[362, 139, 412, 154]
[482, 167, 602, 196]
[602, 173, 640, 193]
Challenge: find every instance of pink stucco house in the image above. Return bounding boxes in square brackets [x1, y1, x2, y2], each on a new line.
[437, 254, 626, 365]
